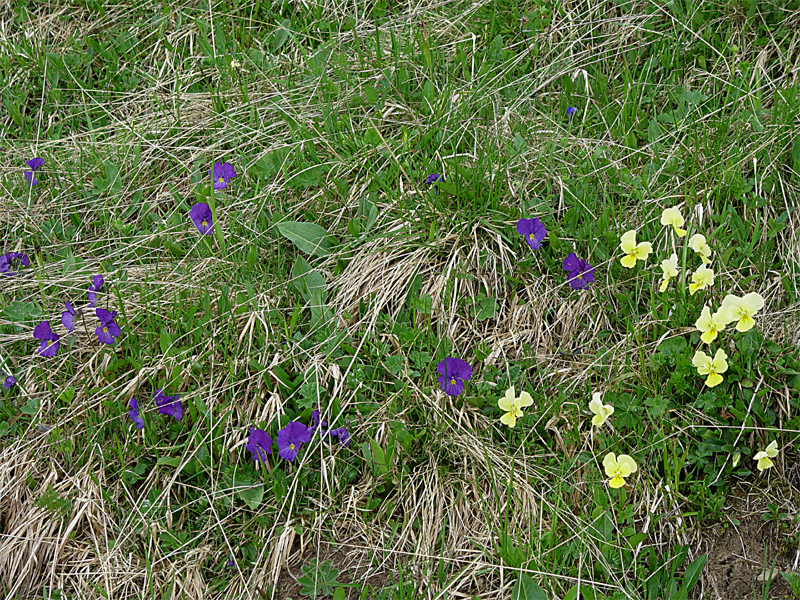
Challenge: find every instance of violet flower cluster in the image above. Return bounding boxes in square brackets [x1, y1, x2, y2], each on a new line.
[34, 273, 122, 357]
[24, 157, 44, 186]
[243, 409, 351, 465]
[0, 252, 30, 277]
[127, 389, 184, 429]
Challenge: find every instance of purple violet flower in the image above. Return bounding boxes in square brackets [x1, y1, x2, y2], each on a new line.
[3, 375, 16, 389]
[189, 203, 214, 235]
[562, 253, 595, 290]
[516, 218, 547, 251]
[154, 388, 183, 421]
[276, 421, 311, 462]
[227, 555, 235, 569]
[246, 426, 273, 463]
[423, 173, 443, 194]
[95, 308, 121, 345]
[567, 107, 577, 121]
[61, 301, 77, 333]
[328, 427, 351, 446]
[128, 398, 144, 430]
[210, 161, 236, 190]
[24, 157, 44, 186]
[0, 252, 31, 276]
[88, 275, 104, 307]
[436, 357, 472, 396]
[33, 321, 60, 357]
[310, 409, 351, 446]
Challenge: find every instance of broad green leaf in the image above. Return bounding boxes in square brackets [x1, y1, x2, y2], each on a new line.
[511, 574, 548, 600]
[3, 301, 44, 325]
[277, 221, 338, 257]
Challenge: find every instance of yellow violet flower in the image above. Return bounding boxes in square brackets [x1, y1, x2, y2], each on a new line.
[688, 264, 714, 295]
[498, 386, 533, 428]
[660, 207, 686, 237]
[689, 233, 712, 263]
[658, 253, 679, 292]
[753, 440, 779, 472]
[589, 392, 614, 427]
[692, 348, 728, 387]
[721, 292, 765, 332]
[603, 452, 637, 488]
[619, 230, 652, 269]
[695, 305, 732, 344]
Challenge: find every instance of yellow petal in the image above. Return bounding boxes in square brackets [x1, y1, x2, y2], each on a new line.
[608, 475, 626, 488]
[634, 242, 652, 260]
[700, 329, 718, 344]
[692, 350, 711, 369]
[741, 292, 765, 312]
[695, 306, 712, 332]
[592, 414, 605, 427]
[498, 397, 514, 411]
[620, 253, 637, 269]
[757, 456, 773, 471]
[689, 233, 706, 252]
[711, 349, 728, 372]
[617, 455, 637, 474]
[766, 440, 779, 457]
[705, 371, 723, 387]
[674, 226, 686, 237]
[500, 412, 517, 427]
[620, 230, 637, 253]
[589, 396, 602, 415]
[735, 315, 755, 332]
[518, 391, 534, 407]
[602, 452, 618, 476]
[659, 278, 669, 293]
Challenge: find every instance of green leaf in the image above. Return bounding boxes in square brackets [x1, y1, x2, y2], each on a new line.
[156, 456, 182, 467]
[332, 588, 346, 600]
[160, 330, 173, 355]
[277, 222, 338, 257]
[291, 256, 327, 300]
[3, 300, 44, 325]
[511, 574, 547, 600]
[233, 473, 264, 510]
[58, 386, 76, 403]
[21, 397, 40, 417]
[679, 554, 706, 592]
[237, 483, 264, 510]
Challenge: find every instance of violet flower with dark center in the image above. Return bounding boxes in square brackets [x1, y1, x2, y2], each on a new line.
[189, 203, 214, 235]
[310, 409, 351, 446]
[276, 421, 311, 462]
[210, 161, 236, 190]
[423, 173, 443, 193]
[566, 107, 577, 121]
[328, 427, 351, 446]
[88, 275, 104, 307]
[24, 157, 44, 186]
[562, 252, 595, 290]
[128, 398, 144, 430]
[61, 301, 78, 333]
[246, 426, 273, 464]
[95, 308, 121, 345]
[33, 321, 60, 357]
[3, 375, 16, 389]
[154, 388, 183, 421]
[0, 252, 31, 276]
[436, 357, 472, 396]
[516, 217, 547, 250]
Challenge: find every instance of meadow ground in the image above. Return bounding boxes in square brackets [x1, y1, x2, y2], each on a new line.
[2, 0, 800, 599]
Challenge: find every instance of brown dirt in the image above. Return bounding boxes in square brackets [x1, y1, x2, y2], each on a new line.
[700, 490, 798, 600]
[274, 540, 395, 599]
